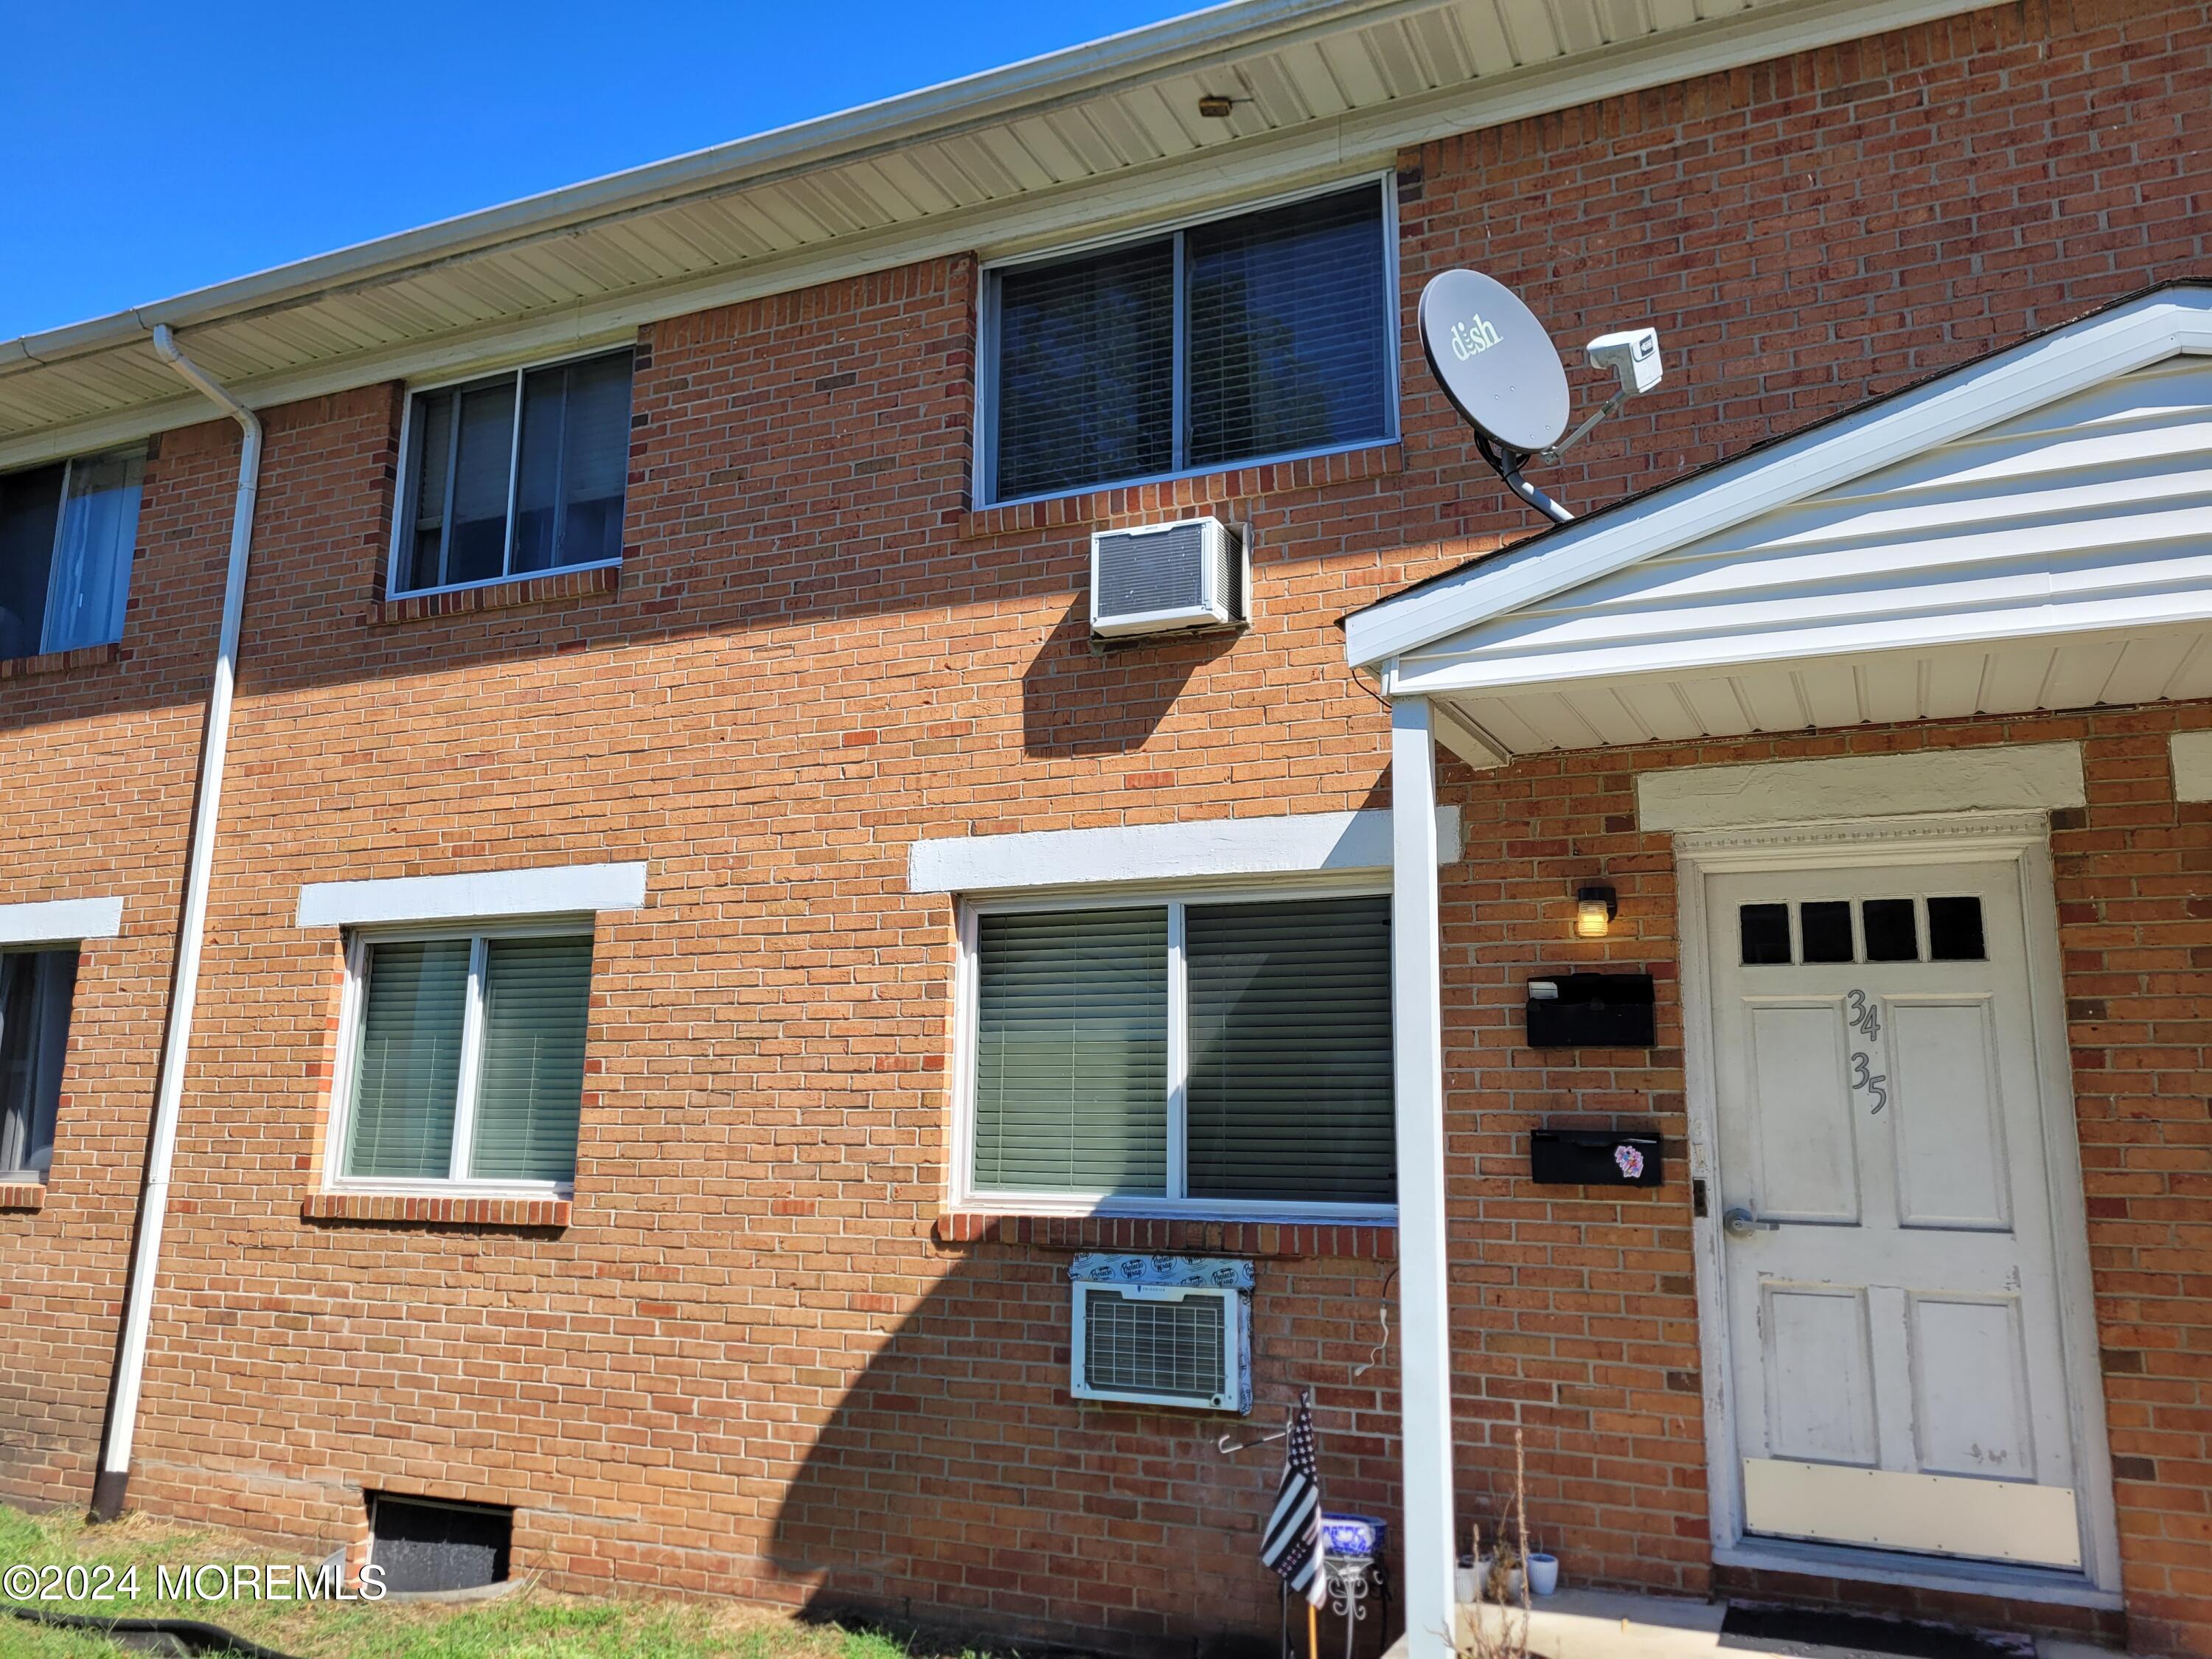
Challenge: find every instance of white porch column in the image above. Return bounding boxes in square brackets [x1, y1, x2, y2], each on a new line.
[1390, 695, 1456, 1659]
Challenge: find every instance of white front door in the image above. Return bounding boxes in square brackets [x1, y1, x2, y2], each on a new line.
[1707, 858, 2087, 1570]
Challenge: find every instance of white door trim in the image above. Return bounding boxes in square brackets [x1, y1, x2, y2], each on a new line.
[1674, 810, 2124, 1608]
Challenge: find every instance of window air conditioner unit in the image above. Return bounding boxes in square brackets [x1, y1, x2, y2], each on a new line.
[1089, 516, 1245, 638]
[1071, 1279, 1248, 1411]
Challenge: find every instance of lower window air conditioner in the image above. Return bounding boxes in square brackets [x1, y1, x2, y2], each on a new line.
[1089, 516, 1245, 638]
[1070, 1279, 1248, 1411]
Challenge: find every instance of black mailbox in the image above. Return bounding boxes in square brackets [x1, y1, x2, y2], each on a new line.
[1531, 1129, 1663, 1187]
[1524, 971, 1655, 1048]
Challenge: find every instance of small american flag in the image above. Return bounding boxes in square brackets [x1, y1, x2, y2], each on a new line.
[1258, 1396, 1326, 1607]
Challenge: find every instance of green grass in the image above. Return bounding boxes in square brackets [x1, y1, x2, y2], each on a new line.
[0, 1505, 986, 1659]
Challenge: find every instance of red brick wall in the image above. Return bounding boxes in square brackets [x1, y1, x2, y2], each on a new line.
[0, 1, 2205, 1654]
[0, 419, 240, 1511]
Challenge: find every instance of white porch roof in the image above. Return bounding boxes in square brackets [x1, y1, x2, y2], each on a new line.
[1346, 285, 2212, 759]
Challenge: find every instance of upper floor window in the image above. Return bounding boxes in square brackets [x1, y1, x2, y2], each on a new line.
[978, 181, 1395, 506]
[0, 447, 147, 660]
[0, 947, 80, 1181]
[334, 928, 594, 1190]
[393, 350, 633, 597]
[959, 891, 1394, 1214]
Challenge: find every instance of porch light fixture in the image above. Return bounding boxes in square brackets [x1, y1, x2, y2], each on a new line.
[1574, 885, 1618, 939]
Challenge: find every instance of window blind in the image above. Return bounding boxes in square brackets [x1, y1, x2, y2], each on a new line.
[986, 182, 1391, 503]
[973, 908, 1169, 1193]
[0, 465, 63, 661]
[345, 939, 470, 1180]
[1183, 896, 1394, 1203]
[0, 948, 77, 1178]
[469, 935, 592, 1182]
[992, 241, 1175, 502]
[400, 352, 632, 595]
[1184, 187, 1389, 472]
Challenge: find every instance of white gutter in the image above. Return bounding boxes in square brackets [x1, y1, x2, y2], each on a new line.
[90, 326, 262, 1521]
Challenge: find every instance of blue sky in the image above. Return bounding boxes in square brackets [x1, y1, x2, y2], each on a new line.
[0, 0, 1197, 339]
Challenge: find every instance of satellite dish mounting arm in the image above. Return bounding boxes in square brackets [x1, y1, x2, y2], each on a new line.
[1472, 431, 1574, 526]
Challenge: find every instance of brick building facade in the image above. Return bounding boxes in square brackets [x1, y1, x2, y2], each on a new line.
[0, 2, 2205, 1656]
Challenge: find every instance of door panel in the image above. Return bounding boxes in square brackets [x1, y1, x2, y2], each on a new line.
[1745, 1001, 1860, 1222]
[1888, 998, 2010, 1230]
[1910, 1294, 2035, 1478]
[1763, 1284, 1878, 1465]
[1708, 861, 2081, 1571]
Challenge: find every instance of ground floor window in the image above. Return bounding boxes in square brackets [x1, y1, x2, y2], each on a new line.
[962, 891, 1393, 1213]
[0, 947, 78, 1180]
[335, 928, 594, 1189]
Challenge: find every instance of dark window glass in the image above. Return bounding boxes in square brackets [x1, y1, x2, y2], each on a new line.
[1739, 904, 1791, 965]
[1184, 187, 1389, 471]
[0, 948, 77, 1179]
[1184, 896, 1394, 1204]
[993, 242, 1175, 502]
[1863, 898, 1920, 962]
[1801, 901, 1854, 964]
[1927, 897, 1986, 961]
[0, 465, 63, 661]
[400, 352, 632, 594]
[988, 184, 1391, 501]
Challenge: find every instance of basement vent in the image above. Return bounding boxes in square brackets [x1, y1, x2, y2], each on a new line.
[369, 1494, 512, 1593]
[1090, 517, 1244, 638]
[1071, 1281, 1245, 1410]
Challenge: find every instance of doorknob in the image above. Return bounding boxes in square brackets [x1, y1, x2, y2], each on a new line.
[1722, 1207, 1780, 1238]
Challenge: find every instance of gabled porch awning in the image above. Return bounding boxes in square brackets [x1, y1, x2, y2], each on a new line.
[1346, 283, 2212, 758]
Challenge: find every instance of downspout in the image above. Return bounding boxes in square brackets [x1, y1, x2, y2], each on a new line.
[90, 326, 262, 1520]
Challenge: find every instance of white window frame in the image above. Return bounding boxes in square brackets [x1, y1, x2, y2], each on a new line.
[324, 917, 594, 1200]
[386, 347, 634, 602]
[1, 445, 146, 658]
[973, 172, 1402, 509]
[950, 875, 1396, 1223]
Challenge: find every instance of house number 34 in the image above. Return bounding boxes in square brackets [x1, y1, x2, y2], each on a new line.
[1846, 991, 1888, 1115]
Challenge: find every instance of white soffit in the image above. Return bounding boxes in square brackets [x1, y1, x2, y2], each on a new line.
[908, 807, 1462, 893]
[1352, 290, 2212, 676]
[297, 862, 648, 928]
[0, 897, 125, 945]
[1635, 742, 2085, 832]
[2171, 730, 2212, 801]
[0, 0, 1997, 465]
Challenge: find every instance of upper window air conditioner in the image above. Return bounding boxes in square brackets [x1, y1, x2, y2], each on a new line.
[1071, 1279, 1248, 1411]
[1089, 516, 1245, 638]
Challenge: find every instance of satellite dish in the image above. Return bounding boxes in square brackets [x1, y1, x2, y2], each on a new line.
[1418, 270, 1571, 456]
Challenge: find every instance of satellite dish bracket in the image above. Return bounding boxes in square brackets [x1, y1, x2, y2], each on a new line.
[1471, 431, 1575, 526]
[1535, 386, 1629, 466]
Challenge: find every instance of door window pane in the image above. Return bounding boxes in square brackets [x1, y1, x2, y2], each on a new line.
[1927, 897, 1987, 962]
[993, 243, 1175, 502]
[1801, 901, 1854, 964]
[1184, 896, 1393, 1203]
[0, 949, 79, 1178]
[1863, 898, 1920, 962]
[1739, 904, 1792, 965]
[470, 936, 592, 1182]
[972, 908, 1169, 1194]
[344, 939, 470, 1180]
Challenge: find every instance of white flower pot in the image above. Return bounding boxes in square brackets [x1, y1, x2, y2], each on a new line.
[1526, 1553, 1559, 1596]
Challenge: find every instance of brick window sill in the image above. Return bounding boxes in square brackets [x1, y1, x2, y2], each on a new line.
[935, 1209, 1394, 1259]
[303, 1191, 571, 1228]
[959, 443, 1402, 538]
[366, 563, 620, 627]
[0, 1183, 45, 1211]
[0, 642, 122, 681]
